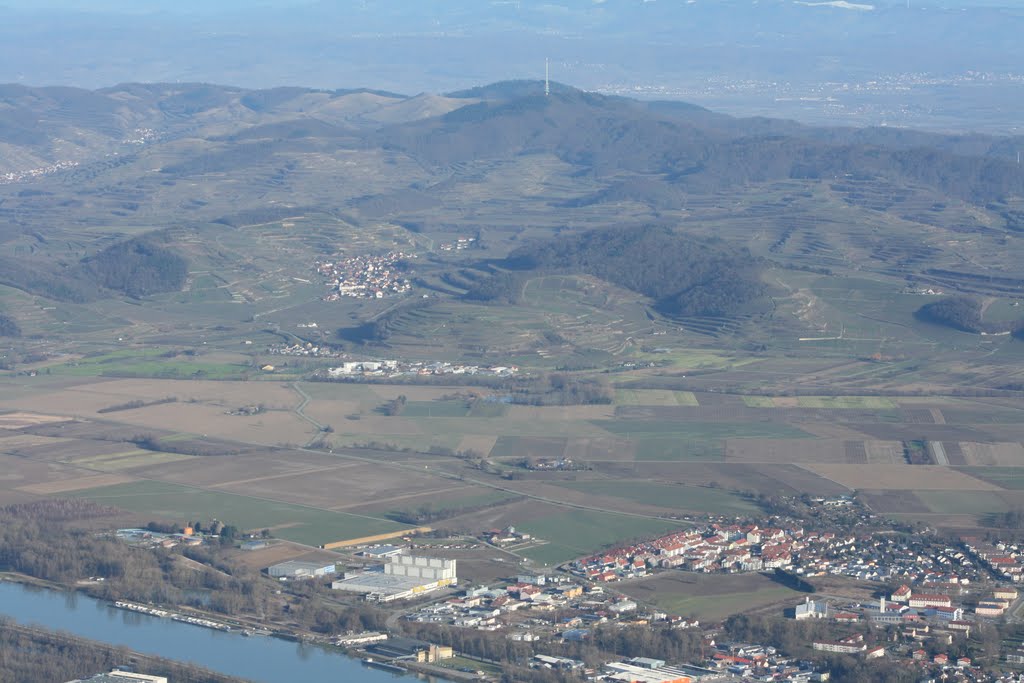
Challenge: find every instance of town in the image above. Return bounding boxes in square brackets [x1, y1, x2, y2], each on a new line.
[101, 501, 1024, 683]
[316, 251, 414, 300]
[325, 359, 519, 378]
[0, 159, 79, 184]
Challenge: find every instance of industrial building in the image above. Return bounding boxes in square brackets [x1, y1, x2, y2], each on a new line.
[361, 545, 405, 559]
[365, 637, 453, 662]
[266, 559, 337, 579]
[605, 662, 700, 683]
[332, 553, 457, 601]
[603, 662, 731, 683]
[387, 554, 457, 581]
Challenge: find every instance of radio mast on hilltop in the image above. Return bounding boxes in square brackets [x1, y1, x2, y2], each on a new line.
[545, 58, 550, 97]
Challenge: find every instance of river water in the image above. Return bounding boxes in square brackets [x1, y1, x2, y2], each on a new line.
[0, 580, 418, 682]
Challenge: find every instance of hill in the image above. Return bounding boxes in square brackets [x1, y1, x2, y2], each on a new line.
[914, 297, 986, 333]
[473, 226, 766, 318]
[0, 235, 187, 303]
[376, 89, 1024, 203]
[0, 80, 1022, 385]
[77, 236, 188, 299]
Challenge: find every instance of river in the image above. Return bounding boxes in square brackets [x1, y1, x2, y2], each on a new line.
[0, 580, 419, 682]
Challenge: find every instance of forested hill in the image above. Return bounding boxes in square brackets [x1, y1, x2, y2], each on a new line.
[0, 235, 187, 303]
[489, 226, 766, 317]
[914, 296, 1024, 335]
[78, 237, 188, 299]
[915, 297, 986, 333]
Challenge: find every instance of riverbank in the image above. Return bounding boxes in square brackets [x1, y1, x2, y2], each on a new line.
[0, 620, 253, 683]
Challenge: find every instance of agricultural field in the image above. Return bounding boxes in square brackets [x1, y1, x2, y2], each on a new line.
[3, 365, 1024, 551]
[915, 490, 1011, 516]
[68, 480, 412, 547]
[554, 480, 759, 517]
[614, 389, 699, 407]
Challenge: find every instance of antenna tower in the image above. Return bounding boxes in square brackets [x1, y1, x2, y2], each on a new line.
[545, 58, 550, 97]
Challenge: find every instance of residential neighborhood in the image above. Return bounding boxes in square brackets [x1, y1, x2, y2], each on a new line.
[567, 520, 986, 588]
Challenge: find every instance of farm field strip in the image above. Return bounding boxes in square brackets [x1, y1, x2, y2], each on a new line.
[554, 480, 759, 516]
[804, 463, 1001, 491]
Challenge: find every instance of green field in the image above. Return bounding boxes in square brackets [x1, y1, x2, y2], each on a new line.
[631, 581, 799, 622]
[556, 480, 760, 516]
[67, 450, 196, 472]
[69, 480, 410, 546]
[46, 348, 250, 380]
[960, 467, 1024, 490]
[594, 420, 812, 440]
[489, 436, 568, 460]
[796, 396, 897, 409]
[615, 389, 699, 406]
[514, 509, 687, 566]
[741, 396, 776, 408]
[631, 436, 724, 461]
[400, 400, 471, 417]
[467, 401, 508, 418]
[916, 489, 1010, 516]
[385, 490, 521, 517]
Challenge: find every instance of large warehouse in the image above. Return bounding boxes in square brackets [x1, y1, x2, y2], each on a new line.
[332, 553, 457, 602]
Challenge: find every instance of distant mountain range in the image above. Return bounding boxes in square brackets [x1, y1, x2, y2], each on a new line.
[1, 80, 1022, 213]
[1, 1, 1021, 131]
